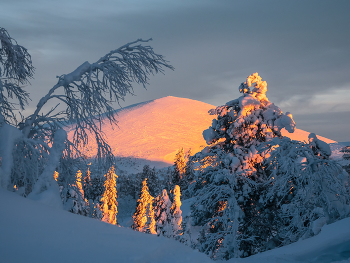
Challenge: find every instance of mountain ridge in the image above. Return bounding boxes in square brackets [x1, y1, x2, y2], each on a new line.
[66, 96, 336, 169]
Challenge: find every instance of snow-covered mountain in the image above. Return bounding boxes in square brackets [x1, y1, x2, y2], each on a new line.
[66, 96, 336, 171]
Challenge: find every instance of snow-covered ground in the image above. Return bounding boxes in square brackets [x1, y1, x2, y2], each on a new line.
[1, 187, 350, 263]
[0, 188, 212, 263]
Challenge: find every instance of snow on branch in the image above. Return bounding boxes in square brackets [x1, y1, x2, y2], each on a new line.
[0, 27, 33, 124]
[22, 38, 173, 171]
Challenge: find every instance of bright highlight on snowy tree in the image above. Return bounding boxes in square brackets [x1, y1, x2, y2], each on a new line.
[132, 178, 156, 234]
[172, 148, 186, 186]
[101, 166, 118, 225]
[189, 73, 350, 260]
[170, 185, 182, 235]
[0, 27, 173, 199]
[154, 189, 172, 236]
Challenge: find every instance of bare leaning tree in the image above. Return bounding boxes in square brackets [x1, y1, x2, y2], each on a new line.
[0, 27, 173, 197]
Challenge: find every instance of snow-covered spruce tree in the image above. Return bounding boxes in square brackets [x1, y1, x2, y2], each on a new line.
[172, 148, 186, 186]
[164, 167, 173, 193]
[141, 165, 160, 197]
[83, 167, 92, 199]
[341, 146, 350, 160]
[132, 178, 156, 234]
[170, 185, 182, 237]
[190, 73, 350, 260]
[83, 166, 94, 217]
[154, 189, 172, 236]
[179, 215, 193, 247]
[0, 27, 173, 198]
[181, 149, 196, 199]
[61, 170, 89, 215]
[100, 166, 118, 225]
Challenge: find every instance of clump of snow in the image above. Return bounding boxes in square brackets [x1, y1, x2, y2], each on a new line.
[309, 132, 332, 157]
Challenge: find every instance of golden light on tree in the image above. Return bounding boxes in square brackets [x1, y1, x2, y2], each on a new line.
[53, 171, 59, 181]
[170, 185, 182, 234]
[101, 166, 118, 225]
[76, 170, 84, 197]
[132, 178, 156, 234]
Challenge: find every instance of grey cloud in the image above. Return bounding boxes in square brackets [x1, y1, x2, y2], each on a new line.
[1, 0, 350, 141]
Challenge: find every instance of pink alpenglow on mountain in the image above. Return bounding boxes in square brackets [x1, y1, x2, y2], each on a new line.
[66, 96, 214, 165]
[281, 128, 336, 144]
[66, 96, 336, 167]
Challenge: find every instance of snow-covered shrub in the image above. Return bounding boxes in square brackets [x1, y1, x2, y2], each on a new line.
[190, 73, 350, 260]
[132, 178, 156, 234]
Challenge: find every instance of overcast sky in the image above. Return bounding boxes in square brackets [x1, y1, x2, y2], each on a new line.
[1, 0, 349, 141]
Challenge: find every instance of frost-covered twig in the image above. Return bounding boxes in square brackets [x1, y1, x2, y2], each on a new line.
[0, 27, 33, 124]
[20, 38, 173, 170]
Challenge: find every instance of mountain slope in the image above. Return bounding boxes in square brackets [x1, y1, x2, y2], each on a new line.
[66, 96, 336, 169]
[66, 96, 214, 166]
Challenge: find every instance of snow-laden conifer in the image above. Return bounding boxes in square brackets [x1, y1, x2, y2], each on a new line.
[190, 73, 350, 260]
[61, 170, 89, 215]
[132, 178, 156, 234]
[100, 166, 118, 225]
[154, 189, 172, 236]
[170, 185, 182, 236]
[172, 148, 186, 186]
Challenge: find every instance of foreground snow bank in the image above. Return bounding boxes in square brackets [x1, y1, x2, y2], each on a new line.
[1, 188, 349, 263]
[0, 189, 212, 263]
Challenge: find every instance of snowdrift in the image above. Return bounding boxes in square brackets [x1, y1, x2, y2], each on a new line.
[1, 188, 350, 263]
[0, 188, 212, 263]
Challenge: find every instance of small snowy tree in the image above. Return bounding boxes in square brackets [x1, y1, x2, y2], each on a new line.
[170, 185, 182, 237]
[172, 148, 186, 186]
[61, 170, 89, 215]
[100, 166, 118, 225]
[0, 27, 173, 199]
[154, 189, 172, 236]
[141, 165, 160, 197]
[82, 166, 94, 217]
[132, 178, 156, 234]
